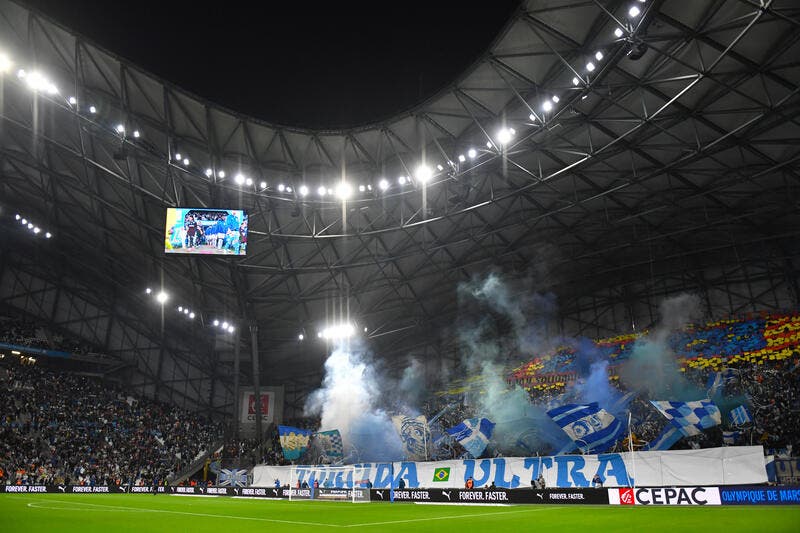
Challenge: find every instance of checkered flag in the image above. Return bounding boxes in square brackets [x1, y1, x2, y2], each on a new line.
[650, 400, 721, 436]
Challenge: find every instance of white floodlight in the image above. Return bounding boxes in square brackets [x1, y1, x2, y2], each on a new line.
[89, 105, 97, 114]
[572, 77, 580, 86]
[33, 227, 40, 234]
[595, 51, 604, 61]
[183, 308, 189, 315]
[320, 323, 356, 340]
[261, 181, 268, 189]
[317, 186, 327, 196]
[586, 62, 596, 72]
[115, 124, 125, 134]
[299, 185, 309, 196]
[245, 178, 253, 186]
[235, 173, 246, 185]
[286, 186, 293, 193]
[614, 27, 624, 38]
[133, 130, 140, 138]
[222, 321, 229, 329]
[0, 53, 11, 72]
[398, 176, 406, 185]
[467, 149, 477, 159]
[213, 319, 219, 326]
[298, 334, 304, 341]
[366, 184, 371, 191]
[17, 68, 25, 78]
[227, 325, 235, 333]
[189, 312, 195, 319]
[15, 214, 20, 220]
[458, 154, 466, 162]
[205, 168, 213, 177]
[552, 95, 560, 103]
[278, 183, 285, 192]
[175, 153, 182, 161]
[218, 170, 226, 179]
[358, 185, 365, 192]
[68, 96, 77, 105]
[378, 179, 389, 191]
[21, 218, 27, 224]
[543, 100, 553, 112]
[178, 306, 184, 312]
[156, 291, 169, 304]
[45, 232, 52, 239]
[437, 164, 444, 171]
[335, 182, 353, 199]
[496, 128, 513, 145]
[415, 164, 433, 182]
[145, 288, 152, 294]
[183, 158, 190, 166]
[27, 223, 33, 229]
[629, 5, 641, 17]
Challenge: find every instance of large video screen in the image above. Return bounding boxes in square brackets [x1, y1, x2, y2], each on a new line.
[164, 208, 248, 256]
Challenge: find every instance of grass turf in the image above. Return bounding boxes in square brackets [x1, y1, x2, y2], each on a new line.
[2, 494, 799, 532]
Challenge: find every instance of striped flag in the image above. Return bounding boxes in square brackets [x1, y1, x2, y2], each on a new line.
[546, 403, 625, 453]
[730, 405, 753, 426]
[650, 400, 721, 436]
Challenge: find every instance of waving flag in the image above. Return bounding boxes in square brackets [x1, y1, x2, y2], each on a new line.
[217, 468, 248, 487]
[723, 430, 742, 445]
[278, 425, 312, 460]
[392, 415, 430, 460]
[445, 418, 495, 458]
[314, 429, 344, 462]
[643, 426, 683, 451]
[546, 403, 624, 453]
[650, 400, 721, 436]
[730, 405, 753, 426]
[706, 369, 735, 398]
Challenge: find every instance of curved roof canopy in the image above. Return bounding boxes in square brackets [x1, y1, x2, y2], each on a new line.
[0, 0, 798, 409]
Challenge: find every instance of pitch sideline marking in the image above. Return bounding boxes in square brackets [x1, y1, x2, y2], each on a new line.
[22, 498, 343, 527]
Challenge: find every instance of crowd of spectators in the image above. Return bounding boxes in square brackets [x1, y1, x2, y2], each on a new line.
[0, 357, 224, 486]
[0, 318, 96, 355]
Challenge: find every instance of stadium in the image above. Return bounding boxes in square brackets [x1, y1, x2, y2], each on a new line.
[1, 0, 799, 531]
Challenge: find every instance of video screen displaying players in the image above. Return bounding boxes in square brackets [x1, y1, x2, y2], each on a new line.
[164, 208, 248, 256]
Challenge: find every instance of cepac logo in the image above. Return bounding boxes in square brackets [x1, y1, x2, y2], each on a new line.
[619, 488, 635, 505]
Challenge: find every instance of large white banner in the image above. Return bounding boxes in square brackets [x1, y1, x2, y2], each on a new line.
[252, 446, 767, 489]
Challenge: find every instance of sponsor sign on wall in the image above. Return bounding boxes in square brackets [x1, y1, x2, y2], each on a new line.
[720, 486, 800, 505]
[608, 487, 721, 505]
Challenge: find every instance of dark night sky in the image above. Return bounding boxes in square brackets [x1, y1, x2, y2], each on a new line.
[23, 0, 521, 128]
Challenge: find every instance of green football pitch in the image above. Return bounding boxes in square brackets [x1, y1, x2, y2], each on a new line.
[2, 494, 799, 532]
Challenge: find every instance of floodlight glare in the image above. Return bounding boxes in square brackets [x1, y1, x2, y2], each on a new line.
[614, 27, 624, 38]
[205, 168, 213, 177]
[629, 5, 641, 17]
[572, 77, 580, 86]
[189, 312, 195, 319]
[27, 223, 33, 229]
[245, 178, 253, 186]
[378, 179, 389, 191]
[415, 164, 433, 182]
[358, 185, 365, 192]
[156, 291, 169, 304]
[145, 288, 152, 294]
[278, 183, 285, 192]
[0, 53, 11, 72]
[46, 83, 58, 95]
[89, 106, 97, 114]
[298, 333, 304, 341]
[115, 124, 125, 134]
[398, 176, 407, 185]
[183, 158, 190, 166]
[496, 128, 513, 145]
[218, 170, 226, 178]
[133, 130, 140, 138]
[366, 184, 371, 191]
[586, 62, 596, 72]
[183, 308, 189, 315]
[261, 181, 268, 189]
[437, 164, 444, 171]
[286, 186, 293, 193]
[178, 306, 183, 312]
[227, 325, 235, 333]
[328, 188, 333, 195]
[316, 186, 326, 196]
[175, 153, 182, 161]
[234, 173, 246, 185]
[213, 319, 219, 326]
[529, 113, 536, 121]
[15, 214, 20, 220]
[467, 149, 477, 159]
[68, 96, 77, 105]
[595, 51, 604, 61]
[20, 218, 27, 225]
[33, 227, 40, 234]
[458, 154, 466, 162]
[45, 232, 52, 238]
[320, 323, 356, 340]
[222, 321, 229, 329]
[299, 185, 309, 196]
[552, 95, 560, 103]
[335, 182, 352, 199]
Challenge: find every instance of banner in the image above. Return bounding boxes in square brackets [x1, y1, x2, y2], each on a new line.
[392, 415, 430, 461]
[278, 425, 312, 460]
[546, 403, 624, 453]
[314, 430, 344, 462]
[720, 485, 800, 505]
[252, 446, 767, 489]
[242, 391, 274, 424]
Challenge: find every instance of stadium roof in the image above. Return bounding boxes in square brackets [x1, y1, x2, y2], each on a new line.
[0, 0, 798, 415]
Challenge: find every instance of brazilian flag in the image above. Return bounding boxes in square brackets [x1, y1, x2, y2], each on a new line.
[433, 467, 450, 482]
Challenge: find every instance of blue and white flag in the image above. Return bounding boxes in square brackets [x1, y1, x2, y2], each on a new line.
[644, 425, 684, 451]
[217, 468, 248, 487]
[706, 369, 735, 398]
[314, 429, 344, 462]
[392, 415, 431, 461]
[723, 430, 741, 445]
[730, 405, 753, 426]
[278, 425, 312, 460]
[546, 403, 625, 453]
[445, 418, 495, 458]
[650, 400, 721, 436]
